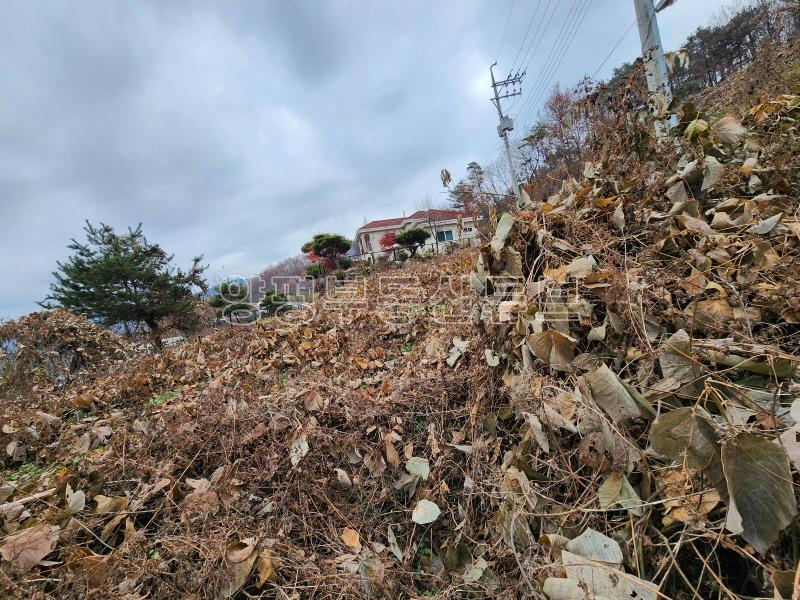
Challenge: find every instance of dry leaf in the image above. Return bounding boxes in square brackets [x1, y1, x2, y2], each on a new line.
[526, 330, 577, 371]
[385, 436, 401, 467]
[334, 468, 352, 488]
[411, 499, 441, 524]
[300, 390, 323, 411]
[290, 433, 309, 467]
[70, 548, 113, 588]
[387, 526, 403, 561]
[714, 115, 747, 144]
[747, 212, 782, 234]
[579, 363, 643, 422]
[220, 539, 258, 598]
[701, 156, 725, 190]
[71, 394, 96, 410]
[340, 527, 361, 551]
[675, 213, 715, 236]
[564, 255, 597, 279]
[722, 432, 796, 553]
[63, 484, 86, 516]
[0, 524, 59, 573]
[405, 456, 430, 480]
[256, 549, 278, 587]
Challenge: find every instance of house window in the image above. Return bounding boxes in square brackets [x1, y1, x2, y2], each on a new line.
[464, 227, 473, 233]
[436, 230, 454, 242]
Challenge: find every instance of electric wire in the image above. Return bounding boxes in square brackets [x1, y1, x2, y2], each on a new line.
[527, 0, 593, 110]
[511, 0, 583, 122]
[516, 0, 588, 123]
[495, 0, 517, 61]
[479, 0, 628, 169]
[507, 0, 544, 75]
[475, 0, 525, 173]
[479, 3, 655, 171]
[591, 20, 636, 79]
[478, 0, 581, 165]
[506, 0, 558, 112]
[517, 0, 561, 82]
[515, 0, 594, 134]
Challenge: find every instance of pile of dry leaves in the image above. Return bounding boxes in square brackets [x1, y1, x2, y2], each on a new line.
[2, 252, 513, 598]
[0, 310, 131, 403]
[1, 93, 799, 599]
[472, 90, 800, 598]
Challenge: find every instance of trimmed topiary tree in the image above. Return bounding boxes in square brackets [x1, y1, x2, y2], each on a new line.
[259, 290, 290, 315]
[305, 263, 323, 279]
[302, 234, 352, 273]
[208, 280, 252, 320]
[395, 228, 431, 257]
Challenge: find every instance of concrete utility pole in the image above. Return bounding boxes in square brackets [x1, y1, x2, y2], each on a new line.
[490, 63, 524, 207]
[633, 0, 674, 136]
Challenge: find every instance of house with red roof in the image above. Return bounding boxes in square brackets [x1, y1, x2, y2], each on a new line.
[353, 209, 480, 261]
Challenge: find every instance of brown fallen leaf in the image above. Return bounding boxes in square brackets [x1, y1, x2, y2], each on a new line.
[299, 389, 323, 411]
[71, 394, 96, 410]
[220, 539, 259, 598]
[675, 213, 715, 236]
[385, 436, 401, 467]
[340, 527, 361, 551]
[660, 470, 721, 527]
[182, 479, 220, 516]
[256, 548, 279, 587]
[69, 547, 114, 588]
[0, 524, 60, 573]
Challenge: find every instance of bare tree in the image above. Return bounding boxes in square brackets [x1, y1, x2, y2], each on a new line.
[414, 194, 444, 253]
[250, 254, 311, 302]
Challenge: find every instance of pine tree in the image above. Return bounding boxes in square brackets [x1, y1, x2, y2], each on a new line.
[466, 161, 485, 189]
[448, 181, 472, 211]
[449, 162, 484, 211]
[41, 222, 207, 347]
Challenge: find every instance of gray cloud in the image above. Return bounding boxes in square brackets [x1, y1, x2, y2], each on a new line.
[0, 0, 724, 318]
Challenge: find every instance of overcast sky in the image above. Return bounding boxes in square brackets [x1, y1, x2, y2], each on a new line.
[0, 0, 727, 318]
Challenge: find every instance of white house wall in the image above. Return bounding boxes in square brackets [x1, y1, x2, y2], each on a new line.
[355, 218, 479, 261]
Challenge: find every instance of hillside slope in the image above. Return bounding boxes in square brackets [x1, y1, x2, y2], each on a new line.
[2, 83, 800, 600]
[694, 39, 800, 115]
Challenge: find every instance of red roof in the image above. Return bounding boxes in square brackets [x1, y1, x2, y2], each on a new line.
[359, 210, 472, 231]
[406, 209, 466, 221]
[360, 217, 405, 230]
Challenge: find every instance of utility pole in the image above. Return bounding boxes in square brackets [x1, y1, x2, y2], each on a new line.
[490, 63, 524, 208]
[634, 0, 674, 136]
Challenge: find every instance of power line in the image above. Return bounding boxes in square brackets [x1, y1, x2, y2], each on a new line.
[495, 0, 517, 61]
[517, 2, 649, 134]
[516, 0, 594, 134]
[505, 0, 558, 113]
[471, 0, 519, 183]
[528, 0, 593, 108]
[519, 0, 580, 121]
[589, 7, 658, 84]
[507, 0, 544, 75]
[591, 20, 636, 80]
[526, 0, 589, 111]
[476, 2, 660, 172]
[478, 140, 502, 166]
[490, 65, 525, 204]
[489, 0, 579, 164]
[517, 0, 558, 80]
[511, 0, 583, 126]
